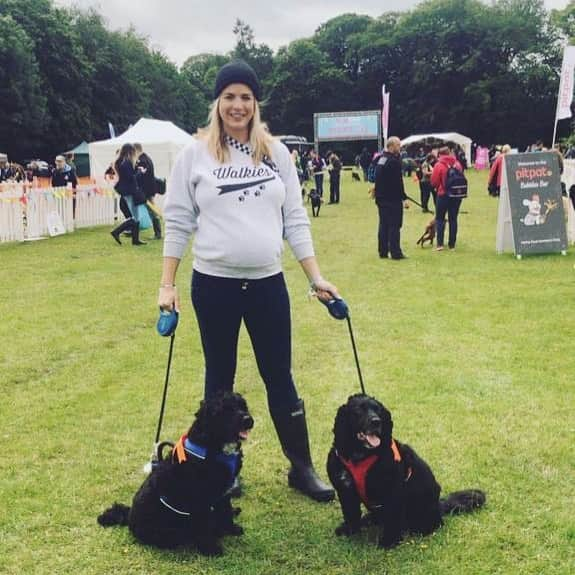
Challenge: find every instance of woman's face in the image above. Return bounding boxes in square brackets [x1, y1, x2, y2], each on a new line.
[218, 83, 255, 140]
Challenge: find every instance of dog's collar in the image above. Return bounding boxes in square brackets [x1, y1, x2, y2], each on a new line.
[173, 435, 241, 479]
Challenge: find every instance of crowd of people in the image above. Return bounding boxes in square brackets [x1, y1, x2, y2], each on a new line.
[288, 148, 343, 205]
[0, 153, 79, 186]
[370, 138, 467, 258]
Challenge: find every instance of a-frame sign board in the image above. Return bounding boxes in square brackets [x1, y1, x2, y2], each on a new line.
[496, 152, 568, 259]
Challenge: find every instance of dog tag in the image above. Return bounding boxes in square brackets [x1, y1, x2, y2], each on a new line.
[157, 309, 179, 336]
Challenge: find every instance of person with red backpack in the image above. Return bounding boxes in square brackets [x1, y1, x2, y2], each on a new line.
[430, 147, 467, 251]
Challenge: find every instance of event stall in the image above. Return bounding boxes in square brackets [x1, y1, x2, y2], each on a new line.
[88, 118, 194, 181]
[64, 141, 91, 177]
[401, 132, 472, 166]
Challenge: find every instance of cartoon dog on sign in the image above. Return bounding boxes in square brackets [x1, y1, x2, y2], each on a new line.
[521, 193, 557, 226]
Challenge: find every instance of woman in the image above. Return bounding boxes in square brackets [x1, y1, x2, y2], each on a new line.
[110, 143, 146, 246]
[158, 60, 337, 502]
[430, 147, 464, 251]
[310, 150, 326, 197]
[487, 144, 510, 197]
[419, 153, 435, 212]
[328, 152, 342, 204]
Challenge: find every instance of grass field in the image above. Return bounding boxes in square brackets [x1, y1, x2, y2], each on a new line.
[1, 170, 574, 575]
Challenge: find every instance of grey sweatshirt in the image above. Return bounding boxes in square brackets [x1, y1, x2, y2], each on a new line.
[163, 137, 314, 279]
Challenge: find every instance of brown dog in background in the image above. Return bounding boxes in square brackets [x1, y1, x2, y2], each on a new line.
[416, 219, 436, 247]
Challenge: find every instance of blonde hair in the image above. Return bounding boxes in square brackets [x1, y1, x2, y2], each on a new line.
[197, 98, 274, 164]
[387, 136, 401, 149]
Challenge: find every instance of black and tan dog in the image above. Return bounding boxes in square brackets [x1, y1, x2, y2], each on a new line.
[98, 392, 254, 556]
[416, 219, 436, 247]
[327, 394, 485, 549]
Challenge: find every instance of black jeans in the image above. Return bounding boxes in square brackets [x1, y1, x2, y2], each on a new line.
[420, 181, 433, 211]
[329, 173, 340, 203]
[377, 202, 403, 258]
[119, 196, 132, 219]
[435, 195, 462, 247]
[191, 270, 299, 411]
[314, 173, 324, 196]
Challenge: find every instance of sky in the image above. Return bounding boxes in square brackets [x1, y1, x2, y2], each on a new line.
[54, 0, 571, 67]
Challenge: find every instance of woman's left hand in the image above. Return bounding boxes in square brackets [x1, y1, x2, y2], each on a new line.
[311, 277, 340, 301]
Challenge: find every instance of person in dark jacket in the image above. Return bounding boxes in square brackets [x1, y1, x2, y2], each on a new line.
[110, 143, 146, 246]
[359, 147, 372, 181]
[51, 155, 78, 189]
[328, 152, 342, 204]
[310, 150, 326, 197]
[135, 143, 161, 239]
[430, 147, 464, 250]
[373, 137, 409, 259]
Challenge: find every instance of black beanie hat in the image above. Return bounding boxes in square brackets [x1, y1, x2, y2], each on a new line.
[214, 60, 261, 101]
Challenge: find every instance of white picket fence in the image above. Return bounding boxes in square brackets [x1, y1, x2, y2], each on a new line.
[0, 183, 117, 243]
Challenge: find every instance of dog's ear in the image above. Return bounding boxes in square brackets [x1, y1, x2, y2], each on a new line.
[376, 401, 393, 444]
[188, 398, 212, 443]
[333, 403, 354, 456]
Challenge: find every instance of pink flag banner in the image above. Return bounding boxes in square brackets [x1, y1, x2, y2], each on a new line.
[556, 45, 575, 121]
[475, 147, 489, 170]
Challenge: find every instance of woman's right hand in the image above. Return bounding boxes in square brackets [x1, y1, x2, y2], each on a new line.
[158, 286, 180, 313]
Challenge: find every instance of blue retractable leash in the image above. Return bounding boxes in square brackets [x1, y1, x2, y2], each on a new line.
[316, 294, 366, 395]
[154, 309, 179, 458]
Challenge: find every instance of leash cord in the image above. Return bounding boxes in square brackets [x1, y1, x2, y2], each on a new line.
[346, 315, 366, 395]
[155, 333, 175, 444]
[406, 194, 434, 215]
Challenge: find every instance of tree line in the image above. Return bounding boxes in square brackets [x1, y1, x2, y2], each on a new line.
[1, 0, 574, 162]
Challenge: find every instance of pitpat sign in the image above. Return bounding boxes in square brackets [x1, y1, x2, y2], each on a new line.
[501, 152, 567, 257]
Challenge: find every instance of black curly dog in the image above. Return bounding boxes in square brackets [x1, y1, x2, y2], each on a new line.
[327, 394, 485, 549]
[98, 392, 254, 556]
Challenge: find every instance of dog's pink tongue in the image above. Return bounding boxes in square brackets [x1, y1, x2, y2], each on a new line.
[358, 432, 381, 448]
[239, 430, 250, 441]
[365, 434, 381, 448]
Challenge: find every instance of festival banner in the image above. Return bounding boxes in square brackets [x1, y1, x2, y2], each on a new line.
[474, 147, 489, 170]
[555, 45, 575, 121]
[381, 84, 390, 146]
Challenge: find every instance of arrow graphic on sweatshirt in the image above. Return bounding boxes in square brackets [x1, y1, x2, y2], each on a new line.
[217, 176, 276, 195]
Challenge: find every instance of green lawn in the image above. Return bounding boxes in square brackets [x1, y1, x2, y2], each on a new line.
[1, 170, 573, 575]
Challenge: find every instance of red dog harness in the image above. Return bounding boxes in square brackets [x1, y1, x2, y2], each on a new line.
[338, 439, 412, 507]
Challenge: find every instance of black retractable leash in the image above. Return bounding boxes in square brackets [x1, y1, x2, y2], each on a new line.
[145, 309, 179, 471]
[317, 295, 366, 395]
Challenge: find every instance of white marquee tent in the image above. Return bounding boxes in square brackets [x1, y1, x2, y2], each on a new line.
[89, 118, 194, 181]
[401, 132, 472, 166]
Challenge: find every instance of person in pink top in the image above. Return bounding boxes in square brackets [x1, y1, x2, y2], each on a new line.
[430, 147, 464, 251]
[487, 145, 511, 197]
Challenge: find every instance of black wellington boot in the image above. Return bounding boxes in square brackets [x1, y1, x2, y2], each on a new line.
[270, 399, 335, 502]
[111, 218, 135, 245]
[152, 217, 162, 240]
[131, 221, 147, 246]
